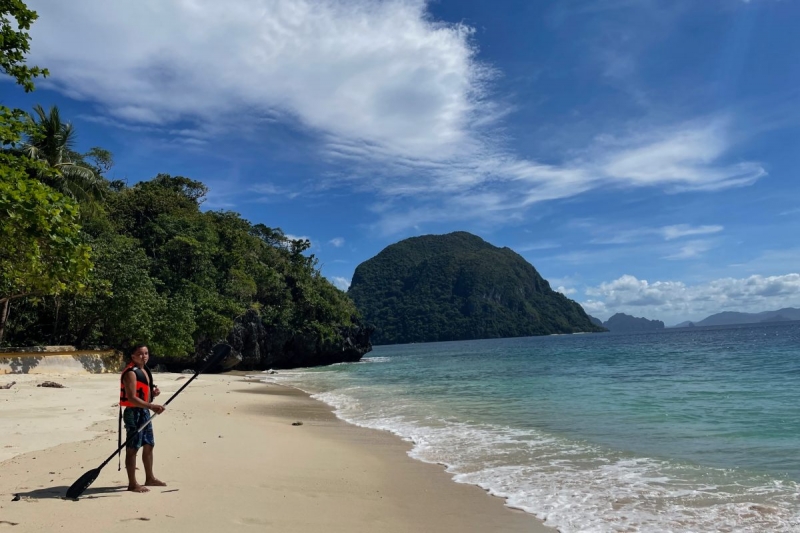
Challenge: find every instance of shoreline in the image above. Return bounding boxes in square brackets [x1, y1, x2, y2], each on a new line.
[0, 373, 555, 532]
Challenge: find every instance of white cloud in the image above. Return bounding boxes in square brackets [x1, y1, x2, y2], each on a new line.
[660, 224, 723, 240]
[330, 276, 351, 291]
[589, 224, 723, 245]
[663, 239, 714, 260]
[517, 241, 562, 252]
[599, 120, 765, 190]
[248, 182, 302, 202]
[249, 183, 286, 195]
[556, 285, 577, 296]
[28, 1, 766, 233]
[583, 273, 800, 323]
[328, 237, 345, 247]
[364, 119, 763, 234]
[30, 0, 487, 162]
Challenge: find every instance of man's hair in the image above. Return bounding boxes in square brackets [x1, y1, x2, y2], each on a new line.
[128, 344, 148, 359]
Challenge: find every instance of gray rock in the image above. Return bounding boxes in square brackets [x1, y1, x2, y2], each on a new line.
[37, 381, 65, 388]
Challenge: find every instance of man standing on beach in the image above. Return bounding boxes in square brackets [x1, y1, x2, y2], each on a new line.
[120, 344, 167, 493]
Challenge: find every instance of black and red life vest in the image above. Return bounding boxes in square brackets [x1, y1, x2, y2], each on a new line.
[119, 363, 153, 407]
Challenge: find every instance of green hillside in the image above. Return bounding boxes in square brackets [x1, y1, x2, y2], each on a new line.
[0, 7, 370, 369]
[348, 232, 604, 344]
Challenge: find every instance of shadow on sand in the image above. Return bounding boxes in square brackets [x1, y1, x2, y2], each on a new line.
[12, 484, 127, 501]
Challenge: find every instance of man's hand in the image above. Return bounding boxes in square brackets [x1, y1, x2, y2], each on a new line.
[153, 386, 161, 397]
[151, 404, 166, 415]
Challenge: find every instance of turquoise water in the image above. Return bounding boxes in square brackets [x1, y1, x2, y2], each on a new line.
[262, 322, 800, 532]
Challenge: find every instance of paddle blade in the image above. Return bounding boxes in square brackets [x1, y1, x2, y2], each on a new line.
[207, 343, 233, 369]
[66, 467, 101, 500]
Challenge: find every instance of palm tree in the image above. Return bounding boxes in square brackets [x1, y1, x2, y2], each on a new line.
[23, 104, 104, 203]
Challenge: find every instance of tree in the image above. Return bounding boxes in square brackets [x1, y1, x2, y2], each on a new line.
[0, 0, 48, 91]
[0, 172, 92, 342]
[23, 104, 105, 202]
[0, 1, 95, 344]
[63, 234, 160, 347]
[83, 147, 114, 175]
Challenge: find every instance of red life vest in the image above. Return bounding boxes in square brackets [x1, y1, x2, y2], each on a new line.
[119, 364, 153, 407]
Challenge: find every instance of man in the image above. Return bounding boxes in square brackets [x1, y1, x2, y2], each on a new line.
[120, 344, 166, 493]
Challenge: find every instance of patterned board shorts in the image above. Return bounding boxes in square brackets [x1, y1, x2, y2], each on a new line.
[123, 407, 155, 450]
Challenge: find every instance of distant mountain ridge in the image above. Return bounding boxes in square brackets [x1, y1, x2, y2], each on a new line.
[589, 313, 664, 332]
[348, 232, 605, 345]
[672, 308, 800, 328]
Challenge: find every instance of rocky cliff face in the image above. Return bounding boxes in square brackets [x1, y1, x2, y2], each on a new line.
[160, 309, 373, 372]
[224, 309, 373, 370]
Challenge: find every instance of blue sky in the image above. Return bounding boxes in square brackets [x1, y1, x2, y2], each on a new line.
[4, 0, 799, 325]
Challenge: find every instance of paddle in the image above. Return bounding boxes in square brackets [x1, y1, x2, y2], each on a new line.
[65, 343, 233, 500]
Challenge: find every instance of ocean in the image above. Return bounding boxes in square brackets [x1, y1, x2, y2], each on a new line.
[260, 322, 800, 532]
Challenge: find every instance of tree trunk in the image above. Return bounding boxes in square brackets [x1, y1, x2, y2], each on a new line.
[52, 296, 61, 344]
[0, 299, 9, 345]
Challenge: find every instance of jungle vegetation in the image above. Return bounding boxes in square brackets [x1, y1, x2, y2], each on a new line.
[0, 1, 362, 366]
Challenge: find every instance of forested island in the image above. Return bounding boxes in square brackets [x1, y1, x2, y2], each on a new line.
[0, 3, 370, 369]
[601, 313, 665, 333]
[348, 232, 604, 344]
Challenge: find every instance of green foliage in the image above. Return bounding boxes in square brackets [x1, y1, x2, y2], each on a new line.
[0, 172, 92, 305]
[3, 171, 361, 364]
[0, 0, 49, 91]
[0, 6, 363, 363]
[63, 234, 156, 345]
[348, 231, 605, 344]
[83, 147, 114, 175]
[0, 106, 29, 145]
[0, 2, 91, 342]
[151, 289, 196, 358]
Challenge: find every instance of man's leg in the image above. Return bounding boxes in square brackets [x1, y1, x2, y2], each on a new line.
[125, 447, 148, 492]
[142, 445, 166, 487]
[124, 408, 150, 493]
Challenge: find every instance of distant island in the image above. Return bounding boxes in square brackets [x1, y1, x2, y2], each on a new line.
[671, 308, 800, 328]
[589, 313, 665, 333]
[348, 232, 605, 344]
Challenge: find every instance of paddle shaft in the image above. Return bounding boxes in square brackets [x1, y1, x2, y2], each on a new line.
[99, 357, 217, 470]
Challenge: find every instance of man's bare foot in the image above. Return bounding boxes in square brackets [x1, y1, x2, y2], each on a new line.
[144, 478, 167, 487]
[128, 484, 149, 493]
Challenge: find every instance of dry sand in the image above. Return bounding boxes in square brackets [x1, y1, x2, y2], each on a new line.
[0, 373, 554, 532]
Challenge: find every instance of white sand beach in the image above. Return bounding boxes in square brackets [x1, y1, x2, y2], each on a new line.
[0, 373, 554, 532]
